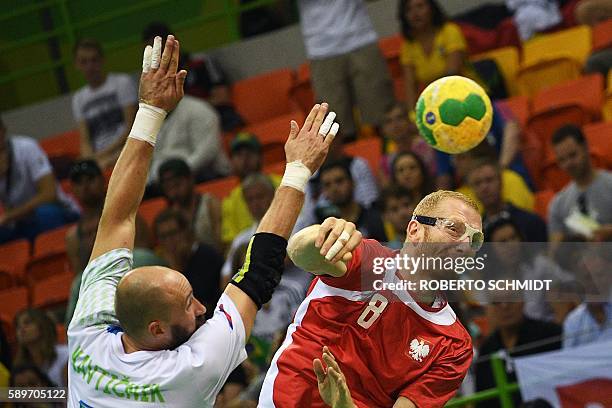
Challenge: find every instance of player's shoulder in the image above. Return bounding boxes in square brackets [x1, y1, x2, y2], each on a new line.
[357, 239, 397, 263]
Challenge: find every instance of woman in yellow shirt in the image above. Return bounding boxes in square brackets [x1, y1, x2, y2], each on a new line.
[399, 0, 477, 112]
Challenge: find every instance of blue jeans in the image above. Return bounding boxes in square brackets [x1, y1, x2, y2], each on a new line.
[0, 203, 80, 244]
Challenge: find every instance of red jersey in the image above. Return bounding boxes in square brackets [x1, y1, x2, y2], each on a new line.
[259, 239, 473, 408]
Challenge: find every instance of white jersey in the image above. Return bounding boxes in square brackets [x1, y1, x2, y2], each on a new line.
[67, 248, 247, 407]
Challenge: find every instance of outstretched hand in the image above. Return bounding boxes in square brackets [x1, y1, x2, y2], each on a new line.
[285, 103, 339, 174]
[313, 346, 356, 408]
[139, 35, 187, 112]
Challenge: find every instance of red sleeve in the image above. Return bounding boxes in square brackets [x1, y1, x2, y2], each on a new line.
[400, 335, 473, 408]
[320, 239, 394, 292]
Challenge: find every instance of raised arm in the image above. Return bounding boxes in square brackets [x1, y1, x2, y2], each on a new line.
[89, 35, 186, 261]
[224, 104, 340, 338]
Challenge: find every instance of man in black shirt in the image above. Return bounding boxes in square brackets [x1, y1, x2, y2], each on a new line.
[316, 159, 387, 242]
[476, 301, 562, 407]
[154, 208, 224, 318]
[467, 159, 548, 242]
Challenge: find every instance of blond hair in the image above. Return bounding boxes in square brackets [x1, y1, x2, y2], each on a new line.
[413, 190, 479, 216]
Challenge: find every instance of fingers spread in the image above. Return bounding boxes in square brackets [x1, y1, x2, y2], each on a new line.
[320, 221, 346, 257]
[311, 103, 329, 134]
[313, 358, 326, 383]
[159, 35, 175, 73]
[151, 36, 162, 69]
[142, 45, 152, 73]
[325, 229, 352, 262]
[303, 104, 321, 134]
[316, 217, 336, 248]
[318, 111, 336, 136]
[169, 39, 180, 75]
[324, 122, 340, 145]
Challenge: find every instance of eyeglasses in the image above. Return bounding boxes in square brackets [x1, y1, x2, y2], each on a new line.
[412, 215, 484, 251]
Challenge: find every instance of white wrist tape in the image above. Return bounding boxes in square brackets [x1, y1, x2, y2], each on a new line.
[280, 161, 312, 193]
[128, 103, 167, 146]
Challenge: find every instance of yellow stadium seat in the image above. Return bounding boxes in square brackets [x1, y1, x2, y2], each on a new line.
[517, 26, 592, 96]
[471, 46, 520, 96]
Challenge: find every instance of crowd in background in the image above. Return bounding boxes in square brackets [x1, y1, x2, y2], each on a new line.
[1, 0, 611, 407]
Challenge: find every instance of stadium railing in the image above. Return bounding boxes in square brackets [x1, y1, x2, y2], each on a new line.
[0, 0, 278, 108]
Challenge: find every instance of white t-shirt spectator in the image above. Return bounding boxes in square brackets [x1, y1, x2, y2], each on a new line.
[297, 0, 378, 59]
[72, 73, 137, 152]
[0, 136, 78, 213]
[68, 249, 247, 407]
[45, 344, 69, 387]
[149, 95, 230, 183]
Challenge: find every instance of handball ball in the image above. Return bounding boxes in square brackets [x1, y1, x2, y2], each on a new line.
[415, 76, 492, 154]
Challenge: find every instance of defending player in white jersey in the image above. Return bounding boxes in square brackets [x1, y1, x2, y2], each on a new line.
[67, 34, 339, 407]
[259, 190, 483, 407]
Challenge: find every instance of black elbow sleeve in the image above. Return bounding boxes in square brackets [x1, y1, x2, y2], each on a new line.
[229, 232, 287, 309]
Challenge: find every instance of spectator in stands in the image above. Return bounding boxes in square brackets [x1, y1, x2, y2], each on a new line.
[575, 0, 612, 26]
[10, 364, 64, 408]
[158, 158, 221, 251]
[221, 173, 274, 286]
[64, 160, 159, 326]
[475, 299, 562, 407]
[154, 209, 224, 318]
[316, 160, 387, 241]
[65, 160, 151, 274]
[563, 245, 612, 348]
[295, 130, 380, 231]
[142, 22, 244, 131]
[468, 159, 547, 242]
[485, 216, 571, 322]
[222, 133, 281, 245]
[436, 103, 531, 191]
[13, 309, 68, 387]
[506, 0, 562, 41]
[72, 38, 137, 169]
[0, 118, 79, 244]
[447, 142, 535, 214]
[391, 152, 435, 203]
[380, 184, 416, 249]
[546, 281, 583, 325]
[297, 0, 394, 140]
[399, 0, 479, 114]
[549, 125, 612, 243]
[379, 103, 437, 183]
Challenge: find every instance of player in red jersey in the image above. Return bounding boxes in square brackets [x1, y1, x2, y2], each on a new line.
[258, 190, 483, 408]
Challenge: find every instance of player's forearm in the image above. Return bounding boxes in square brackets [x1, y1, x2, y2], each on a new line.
[256, 186, 305, 239]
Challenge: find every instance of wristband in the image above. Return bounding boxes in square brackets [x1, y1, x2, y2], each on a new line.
[128, 103, 167, 146]
[280, 161, 312, 193]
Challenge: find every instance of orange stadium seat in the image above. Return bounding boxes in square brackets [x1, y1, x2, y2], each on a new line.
[604, 71, 612, 121]
[343, 137, 383, 175]
[195, 176, 240, 200]
[517, 26, 592, 96]
[592, 18, 612, 52]
[33, 224, 72, 259]
[379, 34, 403, 79]
[0, 239, 30, 280]
[471, 46, 520, 96]
[26, 252, 71, 283]
[498, 95, 530, 127]
[528, 74, 604, 144]
[31, 272, 73, 309]
[0, 286, 28, 327]
[583, 122, 612, 168]
[0, 271, 15, 290]
[263, 161, 285, 176]
[244, 111, 306, 166]
[290, 62, 315, 115]
[39, 129, 80, 159]
[56, 322, 67, 344]
[534, 190, 556, 220]
[232, 68, 296, 124]
[138, 197, 168, 228]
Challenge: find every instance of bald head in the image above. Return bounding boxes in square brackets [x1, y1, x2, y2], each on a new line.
[115, 266, 186, 341]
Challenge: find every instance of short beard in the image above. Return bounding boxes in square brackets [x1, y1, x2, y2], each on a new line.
[168, 314, 207, 350]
